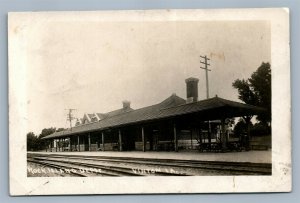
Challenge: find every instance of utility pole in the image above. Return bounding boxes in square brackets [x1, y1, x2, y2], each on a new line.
[200, 55, 212, 148]
[200, 55, 211, 99]
[65, 108, 76, 131]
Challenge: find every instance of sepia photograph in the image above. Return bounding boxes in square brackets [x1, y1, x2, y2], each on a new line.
[8, 8, 290, 195]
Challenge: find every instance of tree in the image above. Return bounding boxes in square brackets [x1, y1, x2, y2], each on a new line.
[56, 128, 65, 132]
[233, 118, 253, 137]
[251, 122, 271, 136]
[27, 132, 38, 151]
[26, 127, 59, 151]
[39, 127, 56, 138]
[248, 63, 271, 123]
[38, 127, 57, 150]
[232, 62, 271, 124]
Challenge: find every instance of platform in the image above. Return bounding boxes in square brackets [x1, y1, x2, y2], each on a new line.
[29, 150, 272, 164]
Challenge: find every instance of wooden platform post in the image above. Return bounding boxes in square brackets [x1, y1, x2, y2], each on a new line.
[102, 132, 105, 151]
[221, 118, 227, 151]
[119, 130, 123, 151]
[190, 128, 193, 150]
[69, 136, 72, 151]
[142, 127, 145, 152]
[59, 138, 62, 151]
[82, 135, 85, 151]
[208, 121, 212, 150]
[198, 128, 202, 144]
[247, 120, 251, 150]
[77, 135, 80, 152]
[174, 123, 178, 152]
[88, 133, 91, 151]
[62, 138, 65, 151]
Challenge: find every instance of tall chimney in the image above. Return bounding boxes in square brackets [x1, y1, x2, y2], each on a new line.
[185, 77, 199, 103]
[122, 100, 131, 109]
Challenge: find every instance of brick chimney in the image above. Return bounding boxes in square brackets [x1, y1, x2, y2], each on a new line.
[122, 100, 131, 109]
[185, 77, 199, 103]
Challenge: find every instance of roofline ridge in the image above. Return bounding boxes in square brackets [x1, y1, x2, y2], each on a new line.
[160, 96, 220, 111]
[103, 103, 162, 119]
[45, 102, 163, 138]
[216, 97, 262, 108]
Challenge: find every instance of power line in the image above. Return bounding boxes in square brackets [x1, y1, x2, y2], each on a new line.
[200, 55, 211, 99]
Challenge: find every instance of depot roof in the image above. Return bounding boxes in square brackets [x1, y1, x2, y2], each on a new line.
[43, 95, 264, 139]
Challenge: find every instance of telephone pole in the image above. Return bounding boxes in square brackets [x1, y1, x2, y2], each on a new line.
[200, 55, 212, 147]
[200, 55, 211, 99]
[65, 108, 76, 131]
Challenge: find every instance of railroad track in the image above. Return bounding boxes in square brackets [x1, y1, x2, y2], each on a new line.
[28, 157, 176, 177]
[27, 153, 272, 177]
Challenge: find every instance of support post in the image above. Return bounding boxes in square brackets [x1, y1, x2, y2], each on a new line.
[221, 118, 227, 151]
[174, 123, 178, 152]
[55, 139, 57, 152]
[208, 121, 211, 150]
[77, 135, 80, 152]
[247, 121, 251, 150]
[69, 136, 72, 151]
[102, 132, 105, 151]
[119, 130, 123, 151]
[82, 135, 85, 151]
[142, 127, 145, 152]
[88, 133, 91, 151]
[190, 129, 193, 150]
[198, 128, 202, 144]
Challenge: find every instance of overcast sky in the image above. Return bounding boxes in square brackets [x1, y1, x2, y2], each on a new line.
[24, 19, 270, 135]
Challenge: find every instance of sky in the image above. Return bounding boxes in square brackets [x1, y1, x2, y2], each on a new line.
[23, 19, 271, 135]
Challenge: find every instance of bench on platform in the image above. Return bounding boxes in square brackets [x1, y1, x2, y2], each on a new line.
[250, 141, 269, 150]
[251, 144, 269, 150]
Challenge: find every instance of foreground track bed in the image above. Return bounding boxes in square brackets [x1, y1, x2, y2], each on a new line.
[27, 153, 272, 177]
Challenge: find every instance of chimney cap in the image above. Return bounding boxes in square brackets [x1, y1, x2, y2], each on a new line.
[185, 77, 199, 83]
[122, 100, 131, 109]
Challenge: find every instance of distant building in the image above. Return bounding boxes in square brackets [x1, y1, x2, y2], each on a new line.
[43, 77, 263, 152]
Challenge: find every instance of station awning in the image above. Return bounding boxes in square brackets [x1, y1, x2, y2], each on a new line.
[42, 96, 264, 139]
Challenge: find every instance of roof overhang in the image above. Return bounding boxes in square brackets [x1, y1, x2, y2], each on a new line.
[42, 97, 265, 140]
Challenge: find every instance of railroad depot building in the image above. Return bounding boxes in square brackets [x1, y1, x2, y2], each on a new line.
[42, 77, 263, 152]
